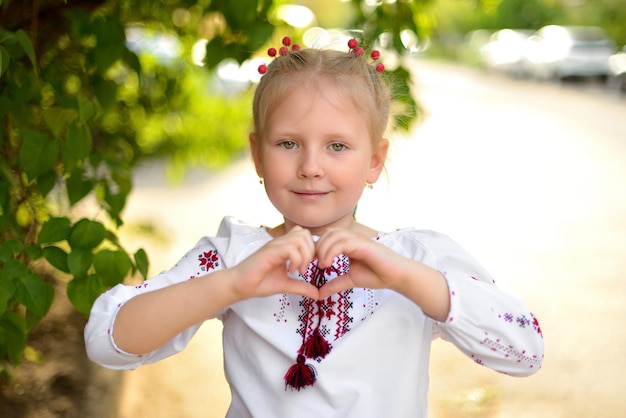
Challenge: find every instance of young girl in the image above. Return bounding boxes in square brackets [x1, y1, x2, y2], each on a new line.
[85, 38, 543, 417]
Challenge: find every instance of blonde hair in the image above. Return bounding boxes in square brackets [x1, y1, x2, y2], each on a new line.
[252, 48, 391, 144]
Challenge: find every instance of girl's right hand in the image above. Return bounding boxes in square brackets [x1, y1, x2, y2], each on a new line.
[228, 226, 320, 301]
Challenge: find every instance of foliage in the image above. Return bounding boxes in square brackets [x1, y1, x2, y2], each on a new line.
[430, 0, 626, 46]
[0, 0, 429, 375]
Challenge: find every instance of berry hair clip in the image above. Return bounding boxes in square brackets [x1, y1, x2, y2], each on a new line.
[257, 37, 384, 75]
[257, 37, 300, 74]
[348, 38, 385, 73]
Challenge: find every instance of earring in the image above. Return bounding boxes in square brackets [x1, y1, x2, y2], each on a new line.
[259, 178, 264, 185]
[366, 182, 373, 190]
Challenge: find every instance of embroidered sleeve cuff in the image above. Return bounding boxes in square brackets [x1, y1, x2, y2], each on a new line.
[434, 272, 544, 376]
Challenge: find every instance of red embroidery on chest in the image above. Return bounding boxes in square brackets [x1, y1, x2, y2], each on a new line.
[285, 255, 353, 390]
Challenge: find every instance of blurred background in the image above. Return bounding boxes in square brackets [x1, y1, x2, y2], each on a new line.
[1, 0, 625, 417]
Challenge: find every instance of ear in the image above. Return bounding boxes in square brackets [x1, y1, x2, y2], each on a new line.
[249, 132, 263, 177]
[367, 138, 389, 184]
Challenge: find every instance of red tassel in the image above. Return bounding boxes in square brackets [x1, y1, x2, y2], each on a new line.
[301, 328, 332, 360]
[284, 354, 316, 391]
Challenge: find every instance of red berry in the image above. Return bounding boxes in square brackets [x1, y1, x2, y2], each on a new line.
[376, 63, 385, 72]
[282, 37, 291, 46]
[348, 38, 358, 49]
[370, 50, 380, 60]
[292, 44, 301, 51]
[268, 47, 277, 57]
[353, 47, 364, 56]
[279, 46, 289, 55]
[258, 64, 267, 74]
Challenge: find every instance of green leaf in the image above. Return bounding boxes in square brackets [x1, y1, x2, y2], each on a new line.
[94, 249, 131, 286]
[68, 219, 105, 249]
[36, 170, 58, 197]
[65, 121, 93, 170]
[134, 248, 149, 279]
[14, 273, 54, 318]
[41, 107, 77, 139]
[0, 312, 27, 365]
[0, 239, 23, 263]
[91, 43, 124, 74]
[1, 258, 28, 281]
[104, 190, 126, 227]
[25, 244, 43, 260]
[204, 37, 237, 70]
[19, 130, 58, 179]
[43, 245, 70, 273]
[67, 275, 105, 316]
[66, 167, 93, 205]
[93, 79, 118, 110]
[223, 0, 259, 30]
[0, 274, 15, 316]
[77, 96, 95, 122]
[67, 248, 93, 278]
[38, 217, 72, 244]
[15, 29, 38, 71]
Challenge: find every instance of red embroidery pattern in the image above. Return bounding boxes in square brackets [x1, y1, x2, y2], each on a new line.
[284, 254, 366, 390]
[479, 334, 543, 370]
[274, 294, 290, 323]
[501, 312, 543, 337]
[296, 255, 353, 345]
[199, 250, 220, 272]
[187, 249, 221, 280]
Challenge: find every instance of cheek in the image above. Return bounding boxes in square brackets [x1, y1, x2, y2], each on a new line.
[261, 155, 290, 183]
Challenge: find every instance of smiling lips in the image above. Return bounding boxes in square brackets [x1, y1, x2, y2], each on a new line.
[293, 190, 329, 199]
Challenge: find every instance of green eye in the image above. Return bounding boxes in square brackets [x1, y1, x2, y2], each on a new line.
[280, 141, 296, 150]
[330, 143, 346, 152]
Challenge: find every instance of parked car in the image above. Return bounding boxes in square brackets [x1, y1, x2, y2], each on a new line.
[607, 46, 626, 93]
[523, 25, 616, 81]
[480, 29, 534, 77]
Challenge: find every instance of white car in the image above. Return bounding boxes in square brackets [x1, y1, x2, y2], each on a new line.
[523, 25, 616, 81]
[480, 29, 534, 77]
[607, 46, 626, 92]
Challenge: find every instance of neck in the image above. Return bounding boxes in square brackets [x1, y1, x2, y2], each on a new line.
[267, 220, 377, 239]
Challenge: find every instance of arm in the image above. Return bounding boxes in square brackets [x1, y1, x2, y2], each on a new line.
[316, 228, 544, 376]
[85, 227, 320, 369]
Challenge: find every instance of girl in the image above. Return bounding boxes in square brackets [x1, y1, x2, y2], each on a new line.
[85, 38, 544, 417]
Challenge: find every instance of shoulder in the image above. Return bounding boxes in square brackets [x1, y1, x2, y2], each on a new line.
[379, 227, 456, 250]
[208, 216, 273, 267]
[377, 228, 463, 263]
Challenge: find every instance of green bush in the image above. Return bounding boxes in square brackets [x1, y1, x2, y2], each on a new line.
[0, 0, 423, 374]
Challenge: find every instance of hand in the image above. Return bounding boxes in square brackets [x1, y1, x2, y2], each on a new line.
[229, 226, 321, 301]
[315, 228, 450, 321]
[315, 228, 412, 300]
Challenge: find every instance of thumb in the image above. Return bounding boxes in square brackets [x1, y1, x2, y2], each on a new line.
[287, 280, 321, 300]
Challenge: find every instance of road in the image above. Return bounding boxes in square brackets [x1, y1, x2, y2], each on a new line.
[114, 59, 626, 417]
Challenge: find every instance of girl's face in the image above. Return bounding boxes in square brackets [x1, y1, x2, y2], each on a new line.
[250, 78, 388, 236]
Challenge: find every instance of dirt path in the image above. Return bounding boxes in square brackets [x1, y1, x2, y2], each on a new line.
[113, 60, 626, 417]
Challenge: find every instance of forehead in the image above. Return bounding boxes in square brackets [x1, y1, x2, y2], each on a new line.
[266, 79, 369, 133]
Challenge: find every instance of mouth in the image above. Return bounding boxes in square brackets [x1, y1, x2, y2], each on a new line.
[293, 190, 329, 199]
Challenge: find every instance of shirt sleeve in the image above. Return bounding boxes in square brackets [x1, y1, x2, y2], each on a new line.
[84, 237, 224, 370]
[413, 231, 544, 376]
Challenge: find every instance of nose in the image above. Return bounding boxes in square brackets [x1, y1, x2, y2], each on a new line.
[298, 149, 324, 179]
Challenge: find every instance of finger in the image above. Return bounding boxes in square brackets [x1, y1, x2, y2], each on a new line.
[282, 228, 315, 273]
[284, 279, 320, 300]
[315, 231, 348, 268]
[318, 274, 355, 299]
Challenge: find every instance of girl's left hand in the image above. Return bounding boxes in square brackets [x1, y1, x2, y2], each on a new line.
[315, 228, 411, 299]
[315, 228, 450, 321]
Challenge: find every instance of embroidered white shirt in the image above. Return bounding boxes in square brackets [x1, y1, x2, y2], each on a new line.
[85, 216, 544, 417]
